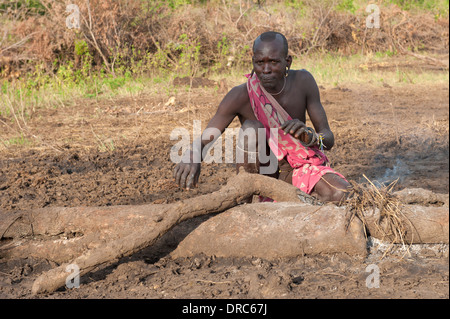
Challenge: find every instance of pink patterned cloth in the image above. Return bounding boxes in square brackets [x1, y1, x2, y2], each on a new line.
[246, 73, 346, 195]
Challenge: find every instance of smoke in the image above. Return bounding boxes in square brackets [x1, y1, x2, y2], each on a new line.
[377, 157, 411, 186]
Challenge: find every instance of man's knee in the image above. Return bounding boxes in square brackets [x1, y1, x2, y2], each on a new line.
[329, 188, 348, 203]
[238, 120, 265, 151]
[236, 120, 278, 175]
[241, 119, 265, 130]
[313, 173, 351, 203]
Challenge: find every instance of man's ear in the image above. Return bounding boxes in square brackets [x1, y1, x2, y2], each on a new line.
[286, 55, 293, 68]
[250, 56, 256, 76]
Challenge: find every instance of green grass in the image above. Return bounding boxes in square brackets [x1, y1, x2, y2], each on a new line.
[1, 0, 447, 152]
[1, 133, 32, 146]
[0, 52, 448, 134]
[294, 52, 449, 87]
[0, 51, 447, 153]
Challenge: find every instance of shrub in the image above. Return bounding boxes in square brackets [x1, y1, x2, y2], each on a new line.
[0, 0, 447, 80]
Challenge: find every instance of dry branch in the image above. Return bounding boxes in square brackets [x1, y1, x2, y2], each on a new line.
[401, 50, 449, 68]
[345, 178, 449, 246]
[0, 170, 448, 295]
[23, 170, 303, 295]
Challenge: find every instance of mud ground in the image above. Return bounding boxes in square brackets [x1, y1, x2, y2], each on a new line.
[0, 75, 448, 299]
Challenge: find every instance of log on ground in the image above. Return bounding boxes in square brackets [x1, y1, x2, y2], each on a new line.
[0, 170, 448, 295]
[171, 202, 368, 259]
[363, 204, 449, 244]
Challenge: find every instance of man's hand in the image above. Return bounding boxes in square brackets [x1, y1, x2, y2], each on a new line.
[280, 119, 314, 145]
[173, 151, 201, 190]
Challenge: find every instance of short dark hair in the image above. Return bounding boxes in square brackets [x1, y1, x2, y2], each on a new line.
[253, 31, 289, 57]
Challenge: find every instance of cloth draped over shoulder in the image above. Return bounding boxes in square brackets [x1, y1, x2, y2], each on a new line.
[245, 72, 346, 194]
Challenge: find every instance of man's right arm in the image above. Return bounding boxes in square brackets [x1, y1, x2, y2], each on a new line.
[173, 85, 247, 189]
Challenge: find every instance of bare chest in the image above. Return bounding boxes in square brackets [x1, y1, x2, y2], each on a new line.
[238, 95, 307, 125]
[274, 92, 307, 121]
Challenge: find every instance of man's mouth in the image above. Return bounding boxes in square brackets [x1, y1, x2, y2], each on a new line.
[260, 76, 275, 83]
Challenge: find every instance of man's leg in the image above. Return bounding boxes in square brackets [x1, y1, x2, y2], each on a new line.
[235, 120, 278, 176]
[235, 121, 350, 204]
[235, 120, 279, 203]
[235, 120, 263, 175]
[310, 173, 351, 204]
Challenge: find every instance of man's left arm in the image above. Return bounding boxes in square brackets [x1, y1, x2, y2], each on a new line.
[304, 71, 335, 151]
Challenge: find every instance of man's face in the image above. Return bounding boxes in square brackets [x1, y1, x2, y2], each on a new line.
[252, 37, 290, 90]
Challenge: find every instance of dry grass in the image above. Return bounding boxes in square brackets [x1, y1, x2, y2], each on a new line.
[0, 0, 448, 78]
[344, 174, 414, 258]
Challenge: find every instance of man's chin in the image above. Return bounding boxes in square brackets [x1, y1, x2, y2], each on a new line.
[260, 81, 276, 91]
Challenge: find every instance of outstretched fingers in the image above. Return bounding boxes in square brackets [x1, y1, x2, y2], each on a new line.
[173, 164, 183, 187]
[180, 166, 190, 189]
[174, 163, 198, 190]
[186, 171, 198, 190]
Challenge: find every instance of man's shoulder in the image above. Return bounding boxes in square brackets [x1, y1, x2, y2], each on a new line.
[231, 82, 248, 93]
[291, 69, 315, 82]
[225, 82, 249, 101]
[216, 82, 250, 115]
[290, 69, 319, 93]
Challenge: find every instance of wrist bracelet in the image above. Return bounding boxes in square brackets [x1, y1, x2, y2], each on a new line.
[318, 133, 325, 151]
[301, 127, 318, 147]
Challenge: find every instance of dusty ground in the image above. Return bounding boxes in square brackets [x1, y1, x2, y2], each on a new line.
[0, 71, 448, 299]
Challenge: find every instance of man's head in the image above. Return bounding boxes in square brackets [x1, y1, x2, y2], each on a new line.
[252, 31, 288, 58]
[252, 31, 292, 91]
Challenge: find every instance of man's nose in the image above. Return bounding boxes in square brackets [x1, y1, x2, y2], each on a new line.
[262, 63, 271, 73]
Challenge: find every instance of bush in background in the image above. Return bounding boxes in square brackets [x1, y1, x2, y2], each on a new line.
[0, 0, 448, 80]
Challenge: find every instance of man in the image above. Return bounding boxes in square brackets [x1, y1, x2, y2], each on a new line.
[173, 31, 350, 203]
